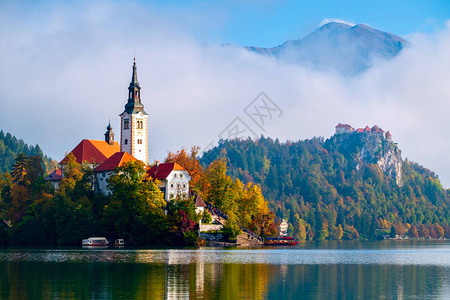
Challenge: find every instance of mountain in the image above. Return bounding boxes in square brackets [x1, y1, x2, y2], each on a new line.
[0, 130, 56, 174]
[246, 22, 409, 75]
[200, 128, 450, 240]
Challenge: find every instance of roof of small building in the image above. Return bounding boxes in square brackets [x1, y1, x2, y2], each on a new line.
[386, 131, 392, 137]
[95, 152, 138, 172]
[45, 169, 62, 181]
[335, 123, 353, 129]
[60, 139, 120, 165]
[356, 128, 364, 133]
[147, 162, 187, 180]
[194, 194, 207, 208]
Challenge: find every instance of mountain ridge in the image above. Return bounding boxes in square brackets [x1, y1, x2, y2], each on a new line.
[246, 22, 409, 75]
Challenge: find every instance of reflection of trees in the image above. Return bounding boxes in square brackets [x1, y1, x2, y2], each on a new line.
[266, 264, 446, 299]
[1, 258, 449, 299]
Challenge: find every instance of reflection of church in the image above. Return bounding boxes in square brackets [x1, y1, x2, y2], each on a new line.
[45, 60, 190, 198]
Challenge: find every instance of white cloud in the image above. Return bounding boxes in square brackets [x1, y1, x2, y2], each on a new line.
[1, 2, 450, 187]
[319, 18, 356, 27]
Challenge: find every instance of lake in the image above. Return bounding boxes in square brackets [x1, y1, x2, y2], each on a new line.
[1, 241, 450, 299]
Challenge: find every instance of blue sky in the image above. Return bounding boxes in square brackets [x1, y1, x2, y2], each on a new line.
[144, 0, 450, 47]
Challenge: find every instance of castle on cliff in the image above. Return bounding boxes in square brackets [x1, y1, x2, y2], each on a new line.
[335, 123, 392, 140]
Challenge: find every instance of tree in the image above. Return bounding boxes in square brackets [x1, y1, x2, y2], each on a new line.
[204, 159, 233, 210]
[202, 210, 212, 224]
[165, 146, 204, 188]
[417, 224, 429, 238]
[104, 161, 165, 243]
[221, 214, 241, 242]
[409, 225, 419, 238]
[389, 225, 396, 238]
[435, 224, 444, 239]
[11, 153, 28, 185]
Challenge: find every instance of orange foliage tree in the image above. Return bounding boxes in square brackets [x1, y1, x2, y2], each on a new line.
[165, 146, 204, 189]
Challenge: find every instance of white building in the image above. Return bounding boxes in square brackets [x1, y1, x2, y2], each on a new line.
[278, 219, 289, 237]
[147, 162, 191, 202]
[335, 123, 354, 134]
[95, 151, 138, 195]
[120, 59, 149, 165]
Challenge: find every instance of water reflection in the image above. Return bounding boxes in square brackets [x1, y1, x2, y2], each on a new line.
[1, 241, 450, 299]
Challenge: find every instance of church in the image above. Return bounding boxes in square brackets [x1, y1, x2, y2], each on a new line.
[46, 60, 191, 200]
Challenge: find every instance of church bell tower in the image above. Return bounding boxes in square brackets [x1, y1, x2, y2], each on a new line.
[120, 59, 149, 164]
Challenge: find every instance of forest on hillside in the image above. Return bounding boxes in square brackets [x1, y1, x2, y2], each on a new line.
[0, 148, 277, 246]
[0, 130, 56, 173]
[200, 136, 450, 240]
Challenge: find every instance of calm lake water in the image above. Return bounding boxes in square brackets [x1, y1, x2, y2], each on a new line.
[1, 241, 450, 299]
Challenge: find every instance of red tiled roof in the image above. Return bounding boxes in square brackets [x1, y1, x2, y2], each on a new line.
[95, 152, 138, 172]
[147, 162, 186, 180]
[60, 139, 120, 165]
[356, 128, 364, 133]
[364, 126, 371, 132]
[386, 131, 392, 137]
[335, 123, 353, 129]
[45, 169, 62, 181]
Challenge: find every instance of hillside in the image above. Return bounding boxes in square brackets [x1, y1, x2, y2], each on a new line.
[200, 127, 450, 240]
[246, 22, 409, 75]
[0, 130, 56, 174]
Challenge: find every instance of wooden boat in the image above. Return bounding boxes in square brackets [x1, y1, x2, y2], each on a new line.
[264, 237, 299, 246]
[114, 239, 125, 247]
[82, 237, 109, 248]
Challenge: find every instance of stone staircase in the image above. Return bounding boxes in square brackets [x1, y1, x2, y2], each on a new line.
[236, 232, 264, 246]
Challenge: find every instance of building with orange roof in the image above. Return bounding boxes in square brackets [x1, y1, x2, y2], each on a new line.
[147, 162, 192, 201]
[335, 123, 354, 134]
[95, 151, 138, 195]
[59, 138, 120, 166]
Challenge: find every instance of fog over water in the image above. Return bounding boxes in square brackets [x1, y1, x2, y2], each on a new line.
[1, 2, 450, 186]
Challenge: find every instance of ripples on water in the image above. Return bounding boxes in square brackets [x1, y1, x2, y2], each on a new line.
[2, 241, 450, 299]
[2, 241, 450, 265]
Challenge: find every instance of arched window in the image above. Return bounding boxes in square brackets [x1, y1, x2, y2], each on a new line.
[124, 139, 128, 145]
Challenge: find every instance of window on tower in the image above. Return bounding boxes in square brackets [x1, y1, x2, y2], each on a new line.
[137, 120, 143, 129]
[124, 119, 130, 129]
[124, 139, 128, 145]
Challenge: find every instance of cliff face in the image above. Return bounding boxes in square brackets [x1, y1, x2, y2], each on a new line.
[331, 132, 403, 186]
[356, 134, 402, 186]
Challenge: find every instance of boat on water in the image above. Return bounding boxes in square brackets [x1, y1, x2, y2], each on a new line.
[264, 237, 299, 246]
[114, 239, 125, 247]
[82, 237, 109, 248]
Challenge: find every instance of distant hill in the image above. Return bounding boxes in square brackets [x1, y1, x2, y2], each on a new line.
[200, 130, 450, 240]
[246, 22, 409, 75]
[0, 130, 56, 174]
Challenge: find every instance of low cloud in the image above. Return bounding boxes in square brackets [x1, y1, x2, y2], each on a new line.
[0, 2, 450, 187]
[319, 18, 356, 27]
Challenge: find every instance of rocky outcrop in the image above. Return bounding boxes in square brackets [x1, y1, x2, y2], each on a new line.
[356, 134, 402, 186]
[331, 131, 403, 186]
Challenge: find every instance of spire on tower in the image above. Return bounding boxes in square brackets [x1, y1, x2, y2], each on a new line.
[122, 59, 147, 115]
[130, 58, 139, 88]
[104, 120, 115, 145]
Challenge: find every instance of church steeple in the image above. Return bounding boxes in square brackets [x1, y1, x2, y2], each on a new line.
[123, 59, 147, 115]
[119, 59, 149, 165]
[104, 120, 115, 145]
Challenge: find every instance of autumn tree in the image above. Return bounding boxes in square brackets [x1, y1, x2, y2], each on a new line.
[409, 225, 419, 238]
[165, 146, 204, 188]
[434, 224, 444, 239]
